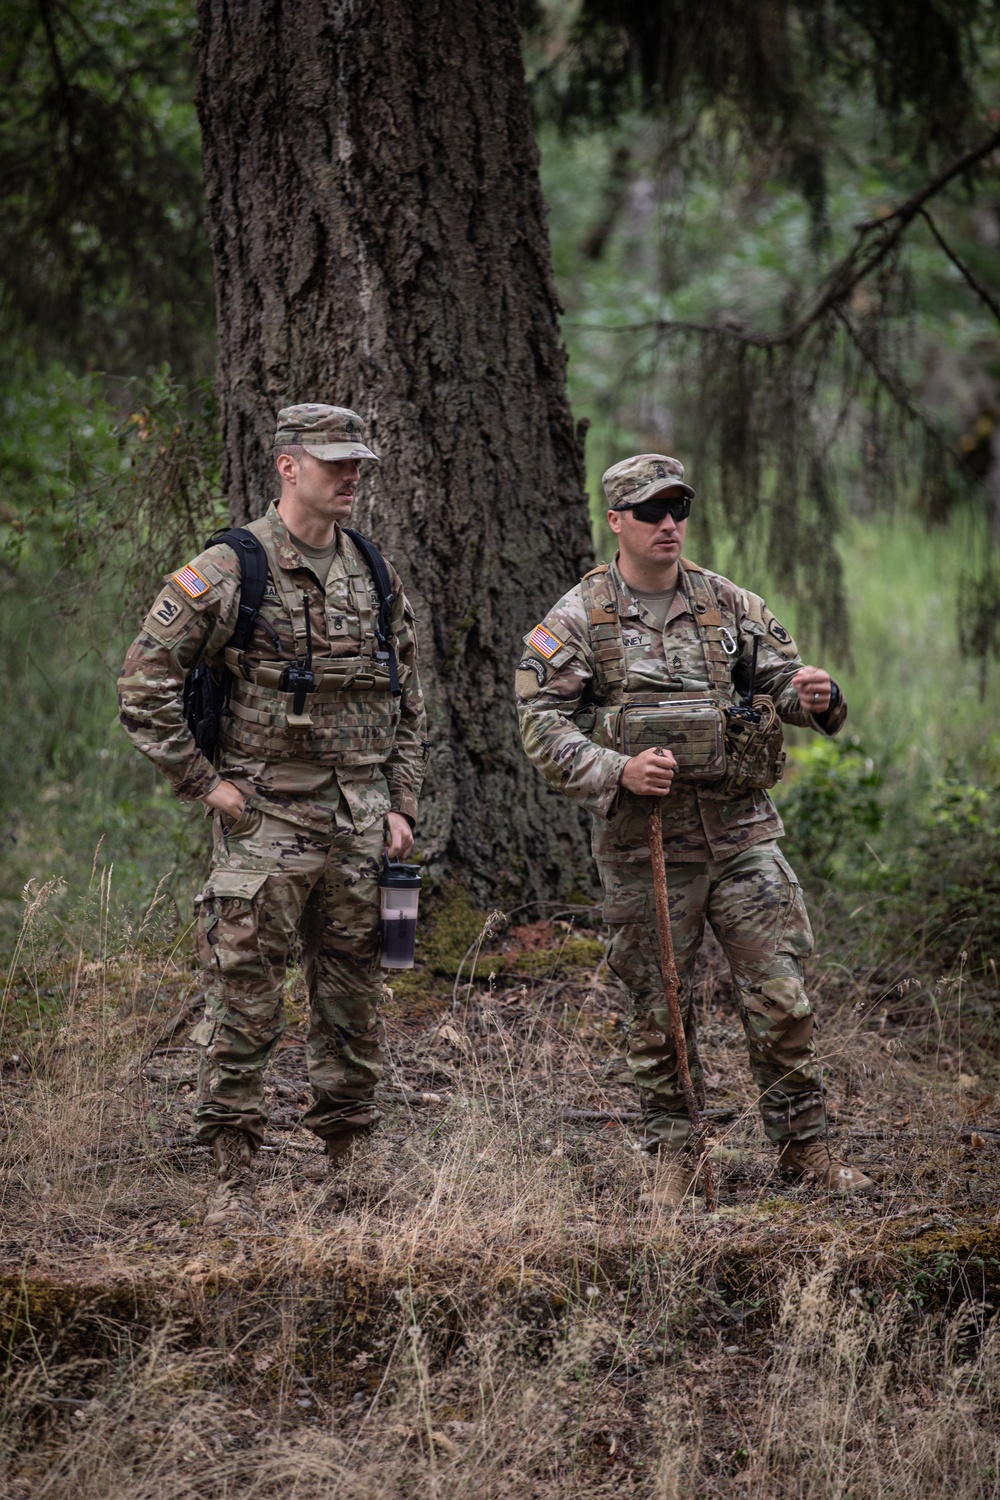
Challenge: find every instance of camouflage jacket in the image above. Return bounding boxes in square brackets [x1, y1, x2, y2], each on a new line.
[119, 504, 427, 834]
[516, 556, 846, 862]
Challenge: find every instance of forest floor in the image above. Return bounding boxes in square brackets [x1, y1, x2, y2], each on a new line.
[2, 908, 999, 1499]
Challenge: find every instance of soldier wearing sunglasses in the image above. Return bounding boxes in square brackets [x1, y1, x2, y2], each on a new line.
[516, 453, 872, 1207]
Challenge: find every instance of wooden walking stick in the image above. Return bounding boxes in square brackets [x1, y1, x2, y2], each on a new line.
[647, 796, 717, 1211]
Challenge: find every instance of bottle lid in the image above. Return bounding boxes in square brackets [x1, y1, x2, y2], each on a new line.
[378, 859, 422, 889]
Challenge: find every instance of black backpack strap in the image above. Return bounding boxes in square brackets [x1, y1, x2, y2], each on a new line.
[184, 527, 272, 764]
[343, 527, 401, 696]
[208, 527, 273, 651]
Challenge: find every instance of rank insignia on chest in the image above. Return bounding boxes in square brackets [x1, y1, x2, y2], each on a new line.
[172, 565, 210, 599]
[527, 624, 564, 659]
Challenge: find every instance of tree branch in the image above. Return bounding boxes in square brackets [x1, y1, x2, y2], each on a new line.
[832, 306, 957, 462]
[856, 126, 1000, 232]
[571, 123, 1000, 351]
[919, 208, 1000, 328]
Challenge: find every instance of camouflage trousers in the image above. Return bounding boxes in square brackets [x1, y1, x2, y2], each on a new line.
[599, 839, 826, 1149]
[190, 805, 385, 1150]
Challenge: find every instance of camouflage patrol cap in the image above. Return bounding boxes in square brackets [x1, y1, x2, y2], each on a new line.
[602, 453, 694, 510]
[274, 404, 378, 461]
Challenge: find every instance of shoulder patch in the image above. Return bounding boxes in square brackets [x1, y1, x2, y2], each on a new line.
[768, 618, 791, 645]
[152, 593, 182, 628]
[172, 564, 211, 599]
[516, 661, 547, 700]
[527, 624, 564, 660]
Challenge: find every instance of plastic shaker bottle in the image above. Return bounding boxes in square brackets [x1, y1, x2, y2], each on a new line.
[379, 860, 422, 969]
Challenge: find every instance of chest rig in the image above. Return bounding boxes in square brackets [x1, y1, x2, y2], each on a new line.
[218, 521, 399, 767]
[580, 560, 784, 790]
[582, 559, 735, 700]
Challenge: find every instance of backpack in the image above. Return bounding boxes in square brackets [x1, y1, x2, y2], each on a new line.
[182, 528, 269, 762]
[182, 524, 400, 762]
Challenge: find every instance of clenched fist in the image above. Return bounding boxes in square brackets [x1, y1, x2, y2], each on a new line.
[791, 666, 833, 715]
[621, 746, 678, 797]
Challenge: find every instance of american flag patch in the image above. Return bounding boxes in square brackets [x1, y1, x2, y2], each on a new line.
[528, 624, 564, 659]
[172, 565, 210, 599]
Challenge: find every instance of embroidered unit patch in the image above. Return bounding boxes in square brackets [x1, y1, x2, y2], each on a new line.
[527, 624, 564, 659]
[153, 596, 181, 626]
[517, 657, 547, 687]
[173, 565, 210, 599]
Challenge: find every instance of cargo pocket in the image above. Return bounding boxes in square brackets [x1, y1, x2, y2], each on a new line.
[188, 1016, 217, 1047]
[197, 868, 269, 976]
[222, 799, 264, 841]
[338, 765, 391, 833]
[202, 867, 269, 901]
[599, 877, 650, 926]
[772, 850, 814, 960]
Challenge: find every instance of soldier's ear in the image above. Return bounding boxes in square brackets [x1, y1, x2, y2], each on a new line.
[607, 509, 622, 535]
[275, 451, 299, 484]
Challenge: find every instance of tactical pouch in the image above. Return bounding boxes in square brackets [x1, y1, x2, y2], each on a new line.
[595, 697, 727, 781]
[713, 699, 786, 793]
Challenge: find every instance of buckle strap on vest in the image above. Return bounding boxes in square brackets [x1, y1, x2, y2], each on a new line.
[224, 651, 392, 695]
[348, 566, 375, 663]
[580, 566, 627, 694]
[249, 524, 314, 660]
[679, 562, 732, 695]
[580, 559, 735, 700]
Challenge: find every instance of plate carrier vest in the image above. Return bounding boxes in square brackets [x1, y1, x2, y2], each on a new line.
[217, 519, 401, 768]
[579, 560, 785, 790]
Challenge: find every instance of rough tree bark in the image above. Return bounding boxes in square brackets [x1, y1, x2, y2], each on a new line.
[195, 0, 593, 897]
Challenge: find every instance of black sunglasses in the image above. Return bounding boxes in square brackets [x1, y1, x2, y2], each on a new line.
[619, 494, 692, 524]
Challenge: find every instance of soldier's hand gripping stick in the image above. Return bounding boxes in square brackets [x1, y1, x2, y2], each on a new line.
[647, 789, 717, 1212]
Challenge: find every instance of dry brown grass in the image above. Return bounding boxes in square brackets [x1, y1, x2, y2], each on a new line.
[2, 880, 999, 1498]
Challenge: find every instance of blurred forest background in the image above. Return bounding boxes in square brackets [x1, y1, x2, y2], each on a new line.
[2, 0, 999, 981]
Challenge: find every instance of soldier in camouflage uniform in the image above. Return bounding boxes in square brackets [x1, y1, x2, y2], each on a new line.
[516, 454, 872, 1206]
[119, 404, 427, 1226]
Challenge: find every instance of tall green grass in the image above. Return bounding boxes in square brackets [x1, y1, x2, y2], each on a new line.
[0, 566, 207, 948]
[711, 510, 999, 787]
[0, 367, 219, 950]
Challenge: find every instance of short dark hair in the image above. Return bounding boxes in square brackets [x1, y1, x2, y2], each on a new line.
[274, 443, 306, 462]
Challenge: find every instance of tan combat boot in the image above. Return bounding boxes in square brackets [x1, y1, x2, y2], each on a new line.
[640, 1147, 699, 1211]
[204, 1129, 257, 1228]
[778, 1137, 873, 1193]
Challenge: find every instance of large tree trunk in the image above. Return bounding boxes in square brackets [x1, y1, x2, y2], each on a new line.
[196, 0, 593, 897]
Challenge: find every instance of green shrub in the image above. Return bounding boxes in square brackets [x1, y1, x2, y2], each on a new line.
[774, 737, 883, 881]
[880, 778, 1000, 970]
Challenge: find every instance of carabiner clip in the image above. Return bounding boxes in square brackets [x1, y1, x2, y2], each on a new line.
[720, 627, 738, 656]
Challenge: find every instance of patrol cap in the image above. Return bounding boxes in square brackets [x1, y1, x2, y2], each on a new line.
[602, 453, 695, 510]
[274, 403, 378, 461]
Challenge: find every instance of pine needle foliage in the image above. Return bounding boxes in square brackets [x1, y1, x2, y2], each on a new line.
[0, 0, 212, 378]
[530, 0, 987, 199]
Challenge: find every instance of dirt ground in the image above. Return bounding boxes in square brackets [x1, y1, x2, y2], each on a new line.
[1, 905, 998, 1498]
